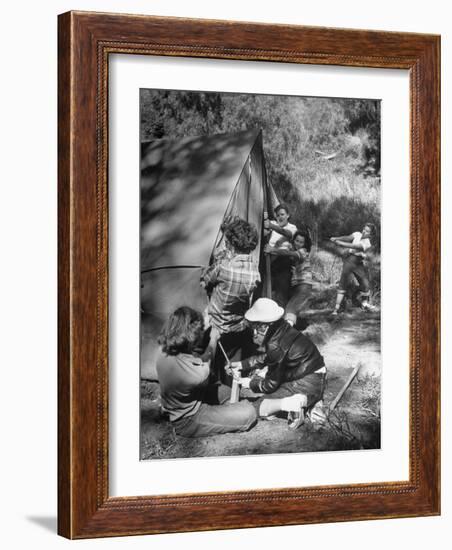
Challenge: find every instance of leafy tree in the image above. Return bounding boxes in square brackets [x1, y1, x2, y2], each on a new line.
[140, 90, 381, 242]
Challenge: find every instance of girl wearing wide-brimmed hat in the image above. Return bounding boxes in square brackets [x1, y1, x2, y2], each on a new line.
[230, 298, 327, 429]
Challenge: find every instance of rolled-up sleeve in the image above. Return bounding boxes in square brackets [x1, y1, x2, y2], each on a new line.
[201, 263, 221, 291]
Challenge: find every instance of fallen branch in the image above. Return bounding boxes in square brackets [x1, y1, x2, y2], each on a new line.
[314, 149, 338, 160]
[328, 363, 361, 413]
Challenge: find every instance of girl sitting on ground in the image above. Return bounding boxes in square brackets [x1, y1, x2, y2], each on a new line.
[265, 230, 313, 326]
[156, 306, 257, 438]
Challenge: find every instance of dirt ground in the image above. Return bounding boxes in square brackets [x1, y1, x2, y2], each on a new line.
[140, 301, 381, 460]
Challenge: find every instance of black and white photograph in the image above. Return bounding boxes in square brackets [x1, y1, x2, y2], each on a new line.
[140, 89, 381, 459]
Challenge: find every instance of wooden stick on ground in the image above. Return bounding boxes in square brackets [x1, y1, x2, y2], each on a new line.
[328, 363, 361, 413]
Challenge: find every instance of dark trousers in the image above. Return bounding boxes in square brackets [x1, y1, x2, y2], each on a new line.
[271, 257, 292, 307]
[252, 372, 326, 413]
[285, 283, 312, 320]
[339, 255, 370, 295]
[173, 384, 257, 438]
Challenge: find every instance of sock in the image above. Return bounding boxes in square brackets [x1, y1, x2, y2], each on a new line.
[280, 394, 307, 412]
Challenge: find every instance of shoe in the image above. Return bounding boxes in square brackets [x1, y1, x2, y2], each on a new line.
[331, 309, 340, 317]
[285, 394, 307, 430]
[361, 302, 376, 312]
[287, 406, 306, 430]
[308, 400, 327, 425]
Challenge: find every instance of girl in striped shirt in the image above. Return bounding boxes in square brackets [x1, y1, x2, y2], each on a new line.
[265, 230, 313, 326]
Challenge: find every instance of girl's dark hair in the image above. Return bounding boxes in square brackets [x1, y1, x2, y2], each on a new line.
[293, 230, 312, 252]
[364, 222, 377, 240]
[274, 203, 290, 216]
[221, 216, 258, 254]
[158, 306, 204, 356]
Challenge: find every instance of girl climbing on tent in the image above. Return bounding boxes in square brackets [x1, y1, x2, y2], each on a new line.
[264, 203, 298, 308]
[200, 216, 261, 384]
[265, 229, 313, 326]
[330, 222, 377, 315]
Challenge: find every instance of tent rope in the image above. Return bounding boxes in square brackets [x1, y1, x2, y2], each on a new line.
[141, 264, 204, 274]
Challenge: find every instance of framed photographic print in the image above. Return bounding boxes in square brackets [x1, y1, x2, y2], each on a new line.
[58, 11, 440, 538]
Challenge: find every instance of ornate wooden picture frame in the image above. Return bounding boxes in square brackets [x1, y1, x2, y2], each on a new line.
[58, 11, 440, 539]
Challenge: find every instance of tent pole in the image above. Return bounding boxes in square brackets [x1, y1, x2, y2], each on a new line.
[260, 131, 272, 298]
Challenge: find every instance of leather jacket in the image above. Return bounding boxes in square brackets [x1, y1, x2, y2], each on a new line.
[241, 319, 325, 394]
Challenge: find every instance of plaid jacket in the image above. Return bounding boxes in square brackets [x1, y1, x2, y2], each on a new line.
[201, 254, 261, 334]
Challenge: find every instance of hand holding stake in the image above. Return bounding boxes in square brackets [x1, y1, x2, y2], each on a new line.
[218, 342, 241, 403]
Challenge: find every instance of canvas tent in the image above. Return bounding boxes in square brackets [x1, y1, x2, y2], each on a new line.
[140, 128, 279, 379]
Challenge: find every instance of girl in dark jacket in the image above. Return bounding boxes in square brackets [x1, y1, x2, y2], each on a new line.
[230, 298, 327, 429]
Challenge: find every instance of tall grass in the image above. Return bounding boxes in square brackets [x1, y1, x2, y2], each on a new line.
[274, 153, 380, 250]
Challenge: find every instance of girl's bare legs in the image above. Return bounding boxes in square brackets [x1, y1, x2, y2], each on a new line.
[332, 290, 346, 315]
